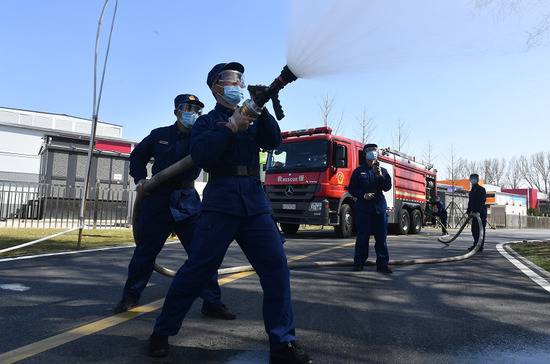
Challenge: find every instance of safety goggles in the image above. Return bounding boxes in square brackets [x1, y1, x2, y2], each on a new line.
[215, 70, 245, 88]
[176, 103, 203, 115]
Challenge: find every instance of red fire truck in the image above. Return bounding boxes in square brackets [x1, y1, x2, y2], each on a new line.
[264, 127, 437, 237]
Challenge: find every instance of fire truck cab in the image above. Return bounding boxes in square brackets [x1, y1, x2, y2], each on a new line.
[264, 127, 437, 237]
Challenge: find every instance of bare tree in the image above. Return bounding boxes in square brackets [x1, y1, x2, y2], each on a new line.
[505, 156, 522, 188]
[518, 154, 543, 191]
[319, 93, 343, 135]
[423, 141, 437, 167]
[356, 107, 376, 144]
[531, 152, 550, 194]
[454, 158, 479, 180]
[475, 0, 550, 48]
[492, 158, 507, 186]
[392, 119, 409, 152]
[454, 158, 468, 179]
[481, 159, 494, 184]
[445, 145, 459, 180]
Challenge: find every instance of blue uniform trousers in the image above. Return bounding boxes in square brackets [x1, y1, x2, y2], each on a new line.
[353, 210, 390, 268]
[153, 211, 295, 350]
[123, 197, 222, 309]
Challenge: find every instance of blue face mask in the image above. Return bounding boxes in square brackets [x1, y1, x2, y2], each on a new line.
[223, 85, 244, 106]
[366, 150, 378, 161]
[470, 178, 479, 185]
[179, 112, 198, 128]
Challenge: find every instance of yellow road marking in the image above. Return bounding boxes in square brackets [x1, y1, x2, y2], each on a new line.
[0, 240, 354, 363]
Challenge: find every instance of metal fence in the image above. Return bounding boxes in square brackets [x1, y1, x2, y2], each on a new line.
[488, 213, 550, 229]
[0, 181, 135, 229]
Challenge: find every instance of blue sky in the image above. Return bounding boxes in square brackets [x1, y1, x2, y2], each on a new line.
[1, 0, 549, 177]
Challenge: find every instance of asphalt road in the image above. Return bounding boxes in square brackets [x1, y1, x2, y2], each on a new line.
[1, 228, 549, 363]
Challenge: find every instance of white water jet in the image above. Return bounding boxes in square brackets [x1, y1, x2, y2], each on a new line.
[286, 0, 550, 78]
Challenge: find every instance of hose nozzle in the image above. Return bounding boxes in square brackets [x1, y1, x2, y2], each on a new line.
[241, 65, 298, 121]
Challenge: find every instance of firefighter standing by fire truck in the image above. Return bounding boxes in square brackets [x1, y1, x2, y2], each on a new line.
[349, 144, 393, 273]
[114, 94, 235, 321]
[148, 63, 312, 364]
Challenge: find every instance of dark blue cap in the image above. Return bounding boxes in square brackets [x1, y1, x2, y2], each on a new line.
[174, 94, 204, 109]
[206, 62, 245, 88]
[364, 143, 378, 151]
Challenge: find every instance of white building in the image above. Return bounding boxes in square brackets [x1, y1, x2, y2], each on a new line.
[0, 107, 126, 183]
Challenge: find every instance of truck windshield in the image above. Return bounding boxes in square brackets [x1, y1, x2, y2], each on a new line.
[267, 140, 329, 171]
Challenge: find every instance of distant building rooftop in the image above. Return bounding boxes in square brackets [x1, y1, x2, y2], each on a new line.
[0, 106, 125, 140]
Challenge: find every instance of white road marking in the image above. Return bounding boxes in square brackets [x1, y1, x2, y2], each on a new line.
[0, 283, 30, 292]
[0, 240, 179, 263]
[496, 242, 550, 294]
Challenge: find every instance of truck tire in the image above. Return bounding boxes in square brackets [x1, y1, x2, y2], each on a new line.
[410, 209, 422, 234]
[397, 209, 410, 235]
[280, 223, 299, 235]
[335, 203, 353, 238]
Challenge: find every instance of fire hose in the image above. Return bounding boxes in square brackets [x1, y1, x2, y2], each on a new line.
[438, 213, 481, 245]
[132, 63, 483, 277]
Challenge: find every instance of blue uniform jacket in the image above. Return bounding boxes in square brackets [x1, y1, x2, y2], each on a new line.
[467, 184, 487, 218]
[190, 104, 281, 217]
[129, 122, 201, 221]
[435, 200, 447, 217]
[348, 164, 392, 215]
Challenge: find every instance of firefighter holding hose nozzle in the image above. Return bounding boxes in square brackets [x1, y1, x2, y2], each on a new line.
[349, 144, 393, 274]
[114, 94, 235, 321]
[467, 173, 487, 252]
[148, 62, 312, 364]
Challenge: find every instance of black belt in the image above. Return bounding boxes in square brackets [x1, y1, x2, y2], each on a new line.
[209, 165, 260, 178]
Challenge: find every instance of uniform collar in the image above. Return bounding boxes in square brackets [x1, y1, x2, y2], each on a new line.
[215, 103, 235, 117]
[173, 121, 191, 136]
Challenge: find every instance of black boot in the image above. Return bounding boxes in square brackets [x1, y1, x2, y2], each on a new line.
[352, 264, 364, 272]
[201, 304, 236, 320]
[113, 296, 138, 314]
[148, 334, 169, 358]
[270, 341, 313, 364]
[467, 245, 477, 252]
[376, 266, 393, 274]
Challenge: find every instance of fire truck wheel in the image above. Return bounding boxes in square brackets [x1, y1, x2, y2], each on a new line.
[335, 203, 353, 238]
[410, 209, 422, 234]
[280, 223, 300, 235]
[397, 209, 410, 235]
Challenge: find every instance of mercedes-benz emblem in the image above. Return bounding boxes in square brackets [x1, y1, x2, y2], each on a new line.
[285, 185, 294, 196]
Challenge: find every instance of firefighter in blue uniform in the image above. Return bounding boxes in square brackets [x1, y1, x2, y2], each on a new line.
[431, 196, 448, 235]
[348, 144, 393, 273]
[467, 173, 487, 252]
[114, 94, 235, 321]
[148, 63, 312, 364]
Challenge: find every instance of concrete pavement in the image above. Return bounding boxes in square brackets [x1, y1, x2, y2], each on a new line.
[1, 228, 549, 363]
